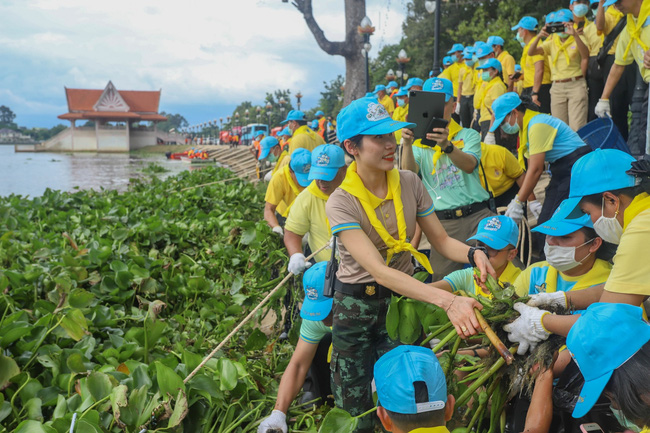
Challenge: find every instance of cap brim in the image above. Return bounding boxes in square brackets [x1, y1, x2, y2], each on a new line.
[300, 298, 333, 321]
[572, 371, 613, 418]
[467, 233, 510, 250]
[532, 220, 586, 236]
[603, 0, 617, 5]
[309, 166, 339, 181]
[511, 24, 521, 30]
[489, 113, 509, 133]
[258, 147, 271, 160]
[361, 119, 416, 136]
[294, 171, 311, 187]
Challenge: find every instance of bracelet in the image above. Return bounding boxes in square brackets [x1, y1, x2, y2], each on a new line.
[531, 92, 539, 96]
[445, 296, 457, 313]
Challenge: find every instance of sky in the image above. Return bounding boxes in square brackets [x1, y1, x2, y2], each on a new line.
[0, 0, 409, 129]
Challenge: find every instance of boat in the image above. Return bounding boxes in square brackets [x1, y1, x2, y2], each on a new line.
[165, 151, 190, 160]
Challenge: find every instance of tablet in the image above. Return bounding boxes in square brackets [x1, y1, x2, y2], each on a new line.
[407, 90, 447, 145]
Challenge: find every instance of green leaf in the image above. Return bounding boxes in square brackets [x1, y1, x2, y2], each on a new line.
[218, 359, 238, 391]
[240, 226, 257, 245]
[244, 328, 267, 351]
[66, 352, 86, 373]
[60, 309, 88, 341]
[86, 371, 113, 402]
[0, 354, 20, 388]
[52, 395, 67, 420]
[109, 260, 128, 272]
[155, 361, 185, 397]
[110, 385, 128, 428]
[0, 401, 11, 424]
[386, 296, 400, 341]
[25, 397, 43, 421]
[112, 228, 129, 241]
[14, 420, 48, 433]
[318, 408, 358, 433]
[167, 389, 188, 428]
[230, 275, 243, 295]
[0, 322, 33, 347]
[398, 300, 421, 344]
[68, 289, 94, 309]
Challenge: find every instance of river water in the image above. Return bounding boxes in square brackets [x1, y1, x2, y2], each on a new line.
[0, 145, 196, 198]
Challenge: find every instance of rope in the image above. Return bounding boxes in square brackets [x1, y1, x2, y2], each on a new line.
[183, 240, 333, 384]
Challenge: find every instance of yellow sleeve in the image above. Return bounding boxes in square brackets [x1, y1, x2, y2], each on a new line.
[439, 68, 451, 80]
[541, 38, 553, 57]
[514, 266, 532, 297]
[503, 55, 516, 80]
[264, 171, 286, 206]
[528, 122, 558, 155]
[484, 84, 506, 114]
[604, 210, 650, 296]
[502, 147, 525, 179]
[284, 191, 311, 236]
[614, 28, 635, 66]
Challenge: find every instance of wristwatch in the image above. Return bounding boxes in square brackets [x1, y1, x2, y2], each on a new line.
[531, 91, 539, 96]
[468, 246, 488, 268]
[442, 142, 454, 154]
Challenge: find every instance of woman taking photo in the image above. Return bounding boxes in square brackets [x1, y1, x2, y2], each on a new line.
[325, 97, 495, 432]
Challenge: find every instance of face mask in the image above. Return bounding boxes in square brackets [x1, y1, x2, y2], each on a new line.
[478, 58, 488, 67]
[397, 98, 406, 107]
[544, 239, 594, 272]
[266, 152, 278, 163]
[481, 71, 492, 81]
[515, 33, 524, 44]
[501, 114, 520, 135]
[466, 59, 476, 67]
[573, 4, 589, 17]
[558, 32, 568, 39]
[593, 197, 623, 244]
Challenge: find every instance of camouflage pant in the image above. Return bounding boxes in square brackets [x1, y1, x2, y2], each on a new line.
[331, 292, 400, 433]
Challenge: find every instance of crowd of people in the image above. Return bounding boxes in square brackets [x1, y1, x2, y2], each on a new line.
[246, 1, 650, 432]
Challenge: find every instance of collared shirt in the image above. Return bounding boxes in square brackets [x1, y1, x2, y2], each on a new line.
[602, 6, 625, 56]
[271, 150, 289, 176]
[393, 103, 409, 144]
[379, 94, 395, 115]
[614, 12, 650, 82]
[439, 62, 462, 97]
[444, 261, 522, 295]
[525, 113, 586, 163]
[541, 34, 585, 80]
[497, 51, 516, 84]
[478, 77, 507, 124]
[288, 125, 325, 154]
[284, 182, 332, 263]
[264, 165, 304, 217]
[299, 319, 331, 344]
[522, 39, 552, 87]
[326, 170, 434, 283]
[514, 259, 612, 297]
[578, 20, 604, 56]
[412, 126, 490, 210]
[458, 64, 476, 96]
[479, 143, 525, 197]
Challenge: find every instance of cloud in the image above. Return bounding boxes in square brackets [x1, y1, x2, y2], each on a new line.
[0, 0, 406, 127]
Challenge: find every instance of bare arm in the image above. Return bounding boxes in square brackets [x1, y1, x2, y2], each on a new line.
[567, 24, 590, 64]
[284, 229, 303, 256]
[516, 174, 537, 201]
[522, 368, 555, 433]
[430, 279, 454, 293]
[528, 34, 546, 56]
[264, 202, 280, 228]
[274, 339, 320, 413]
[514, 153, 545, 203]
[427, 127, 478, 174]
[400, 128, 420, 173]
[542, 314, 580, 337]
[595, 0, 606, 32]
[601, 63, 625, 99]
[600, 290, 648, 307]
[565, 284, 605, 309]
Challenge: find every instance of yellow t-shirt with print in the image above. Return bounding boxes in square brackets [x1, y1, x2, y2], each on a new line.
[479, 143, 525, 197]
[541, 34, 585, 81]
[614, 8, 650, 83]
[264, 165, 304, 217]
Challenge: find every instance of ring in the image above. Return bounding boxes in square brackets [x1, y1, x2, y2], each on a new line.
[461, 326, 468, 333]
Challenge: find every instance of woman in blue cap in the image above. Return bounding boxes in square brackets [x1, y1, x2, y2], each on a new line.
[325, 96, 495, 432]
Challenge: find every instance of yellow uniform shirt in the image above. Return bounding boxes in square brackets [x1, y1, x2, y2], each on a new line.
[479, 143, 525, 197]
[514, 259, 612, 297]
[579, 20, 604, 56]
[497, 51, 517, 84]
[271, 150, 290, 176]
[459, 64, 476, 96]
[379, 94, 395, 115]
[473, 73, 485, 109]
[602, 6, 625, 56]
[288, 125, 325, 154]
[614, 8, 650, 83]
[541, 34, 585, 81]
[478, 77, 506, 124]
[284, 181, 332, 263]
[514, 80, 524, 95]
[522, 39, 552, 87]
[264, 165, 305, 217]
[440, 62, 462, 97]
[392, 103, 409, 144]
[410, 427, 451, 433]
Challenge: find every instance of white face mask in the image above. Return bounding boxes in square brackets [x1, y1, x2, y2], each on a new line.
[544, 239, 594, 272]
[593, 197, 623, 244]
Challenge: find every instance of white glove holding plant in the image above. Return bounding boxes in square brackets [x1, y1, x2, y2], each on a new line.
[505, 197, 525, 223]
[528, 200, 543, 220]
[594, 99, 611, 118]
[526, 291, 567, 309]
[484, 132, 496, 145]
[272, 226, 284, 237]
[288, 253, 311, 275]
[454, 102, 461, 115]
[503, 303, 551, 355]
[257, 410, 287, 433]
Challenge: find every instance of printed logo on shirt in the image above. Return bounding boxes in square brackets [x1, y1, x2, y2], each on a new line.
[534, 282, 547, 293]
[317, 152, 330, 166]
[366, 102, 390, 122]
[306, 287, 319, 301]
[484, 217, 502, 232]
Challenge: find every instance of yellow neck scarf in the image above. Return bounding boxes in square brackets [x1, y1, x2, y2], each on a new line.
[413, 119, 464, 174]
[542, 259, 610, 293]
[517, 109, 542, 169]
[339, 161, 433, 274]
[622, 3, 650, 59]
[623, 192, 650, 231]
[552, 35, 576, 68]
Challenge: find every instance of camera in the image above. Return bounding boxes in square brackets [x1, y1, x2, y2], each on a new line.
[546, 22, 567, 34]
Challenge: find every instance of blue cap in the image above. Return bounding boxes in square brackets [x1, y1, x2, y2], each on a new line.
[515, 64, 522, 72]
[567, 303, 650, 419]
[532, 198, 593, 236]
[315, 110, 324, 117]
[395, 86, 409, 97]
[310, 119, 319, 129]
[443, 56, 453, 66]
[476, 58, 502, 72]
[489, 92, 521, 132]
[512, 16, 538, 31]
[336, 97, 415, 142]
[280, 127, 292, 137]
[545, 11, 557, 24]
[373, 84, 387, 94]
[300, 262, 333, 321]
[374, 345, 447, 415]
[423, 77, 454, 102]
[467, 215, 519, 250]
[463, 46, 475, 60]
[289, 148, 312, 187]
[447, 43, 464, 54]
[474, 41, 494, 58]
[258, 136, 279, 160]
[281, 109, 306, 125]
[309, 144, 346, 181]
[387, 80, 399, 89]
[429, 70, 435, 77]
[405, 77, 424, 90]
[365, 92, 376, 98]
[555, 9, 574, 23]
[603, 0, 617, 5]
[255, 130, 265, 138]
[487, 35, 505, 46]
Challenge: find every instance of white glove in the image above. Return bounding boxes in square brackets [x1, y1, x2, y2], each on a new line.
[503, 303, 551, 355]
[257, 410, 287, 433]
[272, 226, 284, 237]
[505, 197, 525, 223]
[454, 102, 461, 115]
[527, 291, 567, 309]
[594, 99, 611, 118]
[264, 171, 273, 182]
[484, 132, 496, 145]
[288, 253, 311, 275]
[528, 200, 543, 220]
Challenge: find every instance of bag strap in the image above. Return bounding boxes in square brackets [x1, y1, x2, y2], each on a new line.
[329, 236, 337, 261]
[478, 160, 494, 199]
[597, 17, 627, 63]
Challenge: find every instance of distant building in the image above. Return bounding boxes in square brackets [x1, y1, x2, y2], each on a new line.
[0, 128, 34, 143]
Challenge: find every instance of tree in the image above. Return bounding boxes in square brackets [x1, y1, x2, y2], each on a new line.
[157, 112, 189, 132]
[290, 0, 367, 104]
[0, 105, 17, 128]
[316, 75, 345, 119]
[262, 90, 295, 128]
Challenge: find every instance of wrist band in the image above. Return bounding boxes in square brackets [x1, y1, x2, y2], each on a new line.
[445, 296, 457, 313]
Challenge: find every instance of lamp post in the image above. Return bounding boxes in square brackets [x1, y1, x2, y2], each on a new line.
[386, 69, 396, 83]
[425, 0, 442, 76]
[256, 106, 261, 123]
[295, 91, 303, 111]
[244, 109, 250, 126]
[265, 102, 272, 128]
[279, 97, 286, 119]
[396, 49, 411, 87]
[358, 16, 375, 93]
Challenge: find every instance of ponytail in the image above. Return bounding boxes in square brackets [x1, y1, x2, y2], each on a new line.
[626, 156, 650, 195]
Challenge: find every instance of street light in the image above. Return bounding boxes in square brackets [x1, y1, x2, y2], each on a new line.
[265, 102, 272, 128]
[358, 15, 375, 93]
[296, 91, 303, 111]
[278, 97, 286, 118]
[386, 69, 396, 82]
[426, 0, 442, 76]
[244, 109, 250, 126]
[396, 49, 411, 86]
[256, 106, 261, 123]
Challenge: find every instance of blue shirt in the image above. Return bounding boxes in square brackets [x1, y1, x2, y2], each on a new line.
[526, 114, 585, 163]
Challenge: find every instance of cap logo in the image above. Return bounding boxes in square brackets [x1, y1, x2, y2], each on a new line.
[432, 80, 444, 90]
[302, 163, 311, 174]
[317, 152, 330, 166]
[484, 217, 502, 232]
[306, 287, 319, 301]
[366, 102, 390, 122]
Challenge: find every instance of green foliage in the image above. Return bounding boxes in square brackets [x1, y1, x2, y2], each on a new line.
[0, 105, 16, 127]
[156, 112, 189, 132]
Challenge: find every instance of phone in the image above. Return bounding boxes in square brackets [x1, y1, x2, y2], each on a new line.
[407, 90, 447, 144]
[420, 118, 449, 147]
[579, 423, 604, 433]
[546, 22, 566, 34]
[577, 21, 585, 30]
[512, 72, 522, 80]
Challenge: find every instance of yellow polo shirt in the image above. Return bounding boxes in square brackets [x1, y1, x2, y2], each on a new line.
[479, 143, 524, 197]
[578, 20, 604, 56]
[478, 77, 506, 123]
[459, 64, 476, 96]
[264, 165, 305, 217]
[602, 6, 625, 56]
[614, 11, 650, 83]
[522, 39, 552, 88]
[409, 427, 450, 433]
[271, 150, 290, 176]
[497, 51, 516, 83]
[393, 103, 409, 143]
[288, 125, 325, 154]
[440, 62, 461, 97]
[284, 181, 332, 263]
[541, 34, 585, 81]
[379, 94, 395, 115]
